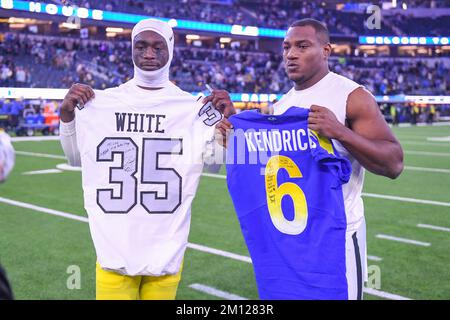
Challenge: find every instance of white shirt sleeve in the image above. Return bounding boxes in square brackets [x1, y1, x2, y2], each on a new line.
[203, 138, 225, 173]
[59, 119, 81, 167]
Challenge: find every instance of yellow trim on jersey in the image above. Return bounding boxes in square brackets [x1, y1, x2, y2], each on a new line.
[309, 130, 335, 155]
[95, 263, 182, 300]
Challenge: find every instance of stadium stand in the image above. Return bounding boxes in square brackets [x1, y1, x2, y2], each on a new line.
[1, 33, 448, 95]
[0, 0, 449, 134]
[66, 0, 450, 35]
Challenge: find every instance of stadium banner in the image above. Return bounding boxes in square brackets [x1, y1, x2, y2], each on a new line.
[3, 1, 447, 41]
[359, 36, 450, 46]
[0, 0, 287, 38]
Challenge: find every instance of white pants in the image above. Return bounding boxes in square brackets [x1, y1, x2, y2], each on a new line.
[346, 217, 367, 300]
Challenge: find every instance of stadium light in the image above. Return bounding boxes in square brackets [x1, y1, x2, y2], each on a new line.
[269, 94, 278, 103]
[186, 34, 200, 40]
[359, 36, 450, 46]
[230, 25, 259, 37]
[105, 27, 124, 33]
[1, 0, 13, 9]
[259, 94, 269, 102]
[5, 1, 446, 42]
[9, 23, 25, 28]
[410, 37, 419, 45]
[8, 17, 27, 23]
[1, 88, 449, 104]
[167, 19, 178, 28]
[60, 22, 79, 29]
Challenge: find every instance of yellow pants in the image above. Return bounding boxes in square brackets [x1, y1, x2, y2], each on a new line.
[96, 263, 182, 300]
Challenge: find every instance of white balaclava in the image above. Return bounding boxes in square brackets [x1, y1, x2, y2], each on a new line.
[131, 19, 174, 88]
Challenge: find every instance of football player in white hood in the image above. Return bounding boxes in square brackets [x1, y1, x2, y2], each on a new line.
[59, 19, 235, 300]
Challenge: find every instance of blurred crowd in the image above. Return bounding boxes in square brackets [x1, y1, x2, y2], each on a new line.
[0, 98, 60, 135]
[0, 96, 446, 136]
[334, 58, 448, 96]
[69, 0, 450, 36]
[1, 33, 448, 96]
[405, 0, 450, 8]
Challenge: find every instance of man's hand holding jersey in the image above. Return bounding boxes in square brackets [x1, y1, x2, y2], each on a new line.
[202, 89, 235, 118]
[215, 104, 347, 148]
[60, 83, 95, 123]
[307, 104, 345, 139]
[215, 117, 233, 148]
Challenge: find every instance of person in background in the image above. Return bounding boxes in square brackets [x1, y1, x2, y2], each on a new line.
[427, 105, 435, 124]
[0, 129, 15, 300]
[390, 105, 398, 126]
[8, 99, 23, 130]
[216, 18, 403, 299]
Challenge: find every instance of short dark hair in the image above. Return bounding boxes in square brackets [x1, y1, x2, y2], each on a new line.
[289, 18, 330, 44]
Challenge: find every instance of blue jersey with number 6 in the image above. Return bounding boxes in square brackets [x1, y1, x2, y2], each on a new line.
[226, 107, 352, 299]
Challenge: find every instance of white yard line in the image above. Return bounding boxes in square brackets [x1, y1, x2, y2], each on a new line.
[22, 169, 62, 175]
[417, 224, 450, 232]
[191, 284, 412, 300]
[15, 150, 66, 160]
[12, 133, 443, 145]
[189, 284, 248, 300]
[0, 196, 253, 262]
[395, 135, 433, 139]
[0, 196, 409, 300]
[404, 166, 450, 174]
[427, 136, 450, 142]
[401, 141, 450, 147]
[0, 196, 88, 223]
[19, 152, 450, 176]
[189, 284, 411, 300]
[202, 172, 226, 180]
[376, 234, 431, 247]
[201, 175, 450, 207]
[11, 136, 60, 142]
[362, 193, 450, 207]
[202, 174, 450, 205]
[204, 174, 450, 207]
[14, 151, 450, 207]
[396, 122, 450, 128]
[187, 243, 252, 263]
[56, 163, 81, 172]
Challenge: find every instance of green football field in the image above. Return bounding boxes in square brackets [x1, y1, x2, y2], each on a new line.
[0, 124, 449, 300]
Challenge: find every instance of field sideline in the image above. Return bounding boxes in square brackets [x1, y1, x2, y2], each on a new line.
[0, 124, 449, 300]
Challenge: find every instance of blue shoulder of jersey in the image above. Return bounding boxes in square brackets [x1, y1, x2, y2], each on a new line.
[228, 106, 352, 186]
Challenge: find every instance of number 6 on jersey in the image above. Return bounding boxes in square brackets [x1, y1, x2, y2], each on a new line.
[265, 155, 308, 235]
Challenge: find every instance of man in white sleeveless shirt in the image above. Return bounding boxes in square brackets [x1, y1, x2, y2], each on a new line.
[217, 19, 404, 300]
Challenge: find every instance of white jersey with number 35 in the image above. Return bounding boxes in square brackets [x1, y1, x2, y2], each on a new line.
[76, 81, 220, 276]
